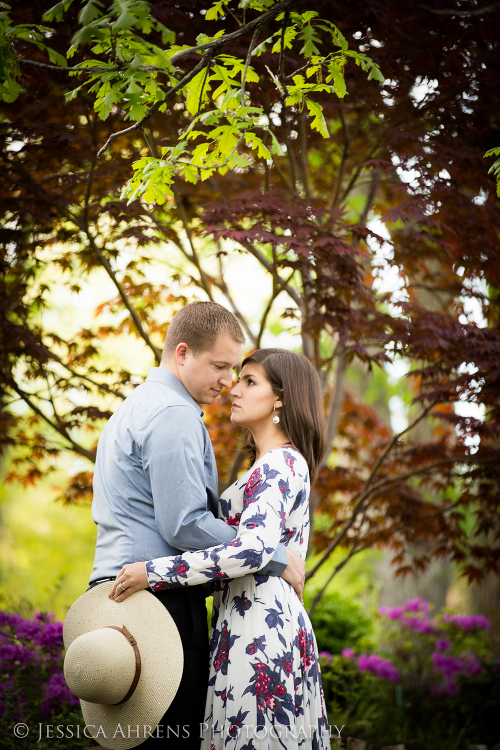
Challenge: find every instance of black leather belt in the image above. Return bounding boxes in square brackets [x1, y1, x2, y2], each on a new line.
[86, 576, 116, 591]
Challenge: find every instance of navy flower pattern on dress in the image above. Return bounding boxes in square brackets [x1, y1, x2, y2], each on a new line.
[146, 447, 330, 749]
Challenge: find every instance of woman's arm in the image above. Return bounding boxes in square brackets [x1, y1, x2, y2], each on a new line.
[110, 456, 298, 602]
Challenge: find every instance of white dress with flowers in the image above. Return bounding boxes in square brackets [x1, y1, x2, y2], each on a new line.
[147, 447, 330, 750]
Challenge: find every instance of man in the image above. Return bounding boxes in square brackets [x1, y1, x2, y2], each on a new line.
[89, 301, 305, 748]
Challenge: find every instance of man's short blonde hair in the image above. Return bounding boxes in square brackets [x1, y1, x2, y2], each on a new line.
[161, 301, 245, 361]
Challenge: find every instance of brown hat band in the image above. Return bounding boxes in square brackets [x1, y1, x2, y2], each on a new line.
[103, 625, 142, 706]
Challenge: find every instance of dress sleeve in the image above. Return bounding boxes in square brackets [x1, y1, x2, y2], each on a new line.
[146, 457, 293, 591]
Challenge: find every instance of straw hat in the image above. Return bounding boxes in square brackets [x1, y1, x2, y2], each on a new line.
[63, 582, 183, 750]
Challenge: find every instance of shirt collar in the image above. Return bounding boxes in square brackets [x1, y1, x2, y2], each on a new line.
[146, 367, 204, 416]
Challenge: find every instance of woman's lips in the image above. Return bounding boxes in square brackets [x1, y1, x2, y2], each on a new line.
[231, 403, 240, 409]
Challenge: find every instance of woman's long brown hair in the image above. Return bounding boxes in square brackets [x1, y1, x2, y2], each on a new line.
[241, 349, 325, 485]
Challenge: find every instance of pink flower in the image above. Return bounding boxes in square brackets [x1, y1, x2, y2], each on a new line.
[357, 653, 400, 683]
[341, 648, 355, 659]
[442, 614, 490, 632]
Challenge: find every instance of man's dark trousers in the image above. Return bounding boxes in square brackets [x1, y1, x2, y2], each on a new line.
[141, 586, 209, 749]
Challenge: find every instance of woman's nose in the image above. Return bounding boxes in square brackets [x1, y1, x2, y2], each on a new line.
[229, 382, 240, 397]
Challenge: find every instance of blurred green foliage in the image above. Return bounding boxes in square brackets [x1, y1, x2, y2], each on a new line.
[0, 473, 96, 620]
[305, 590, 373, 655]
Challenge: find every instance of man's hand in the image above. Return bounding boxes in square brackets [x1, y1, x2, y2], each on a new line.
[281, 547, 306, 602]
[109, 562, 149, 602]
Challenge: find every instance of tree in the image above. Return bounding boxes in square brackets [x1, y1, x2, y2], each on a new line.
[1, 0, 500, 604]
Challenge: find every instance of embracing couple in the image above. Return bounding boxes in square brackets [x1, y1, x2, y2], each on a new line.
[64, 301, 330, 750]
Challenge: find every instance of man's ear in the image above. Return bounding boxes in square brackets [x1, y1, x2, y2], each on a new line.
[175, 342, 189, 366]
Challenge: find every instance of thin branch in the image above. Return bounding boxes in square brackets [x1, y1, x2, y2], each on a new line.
[197, 60, 213, 118]
[363, 401, 437, 493]
[171, 182, 214, 301]
[236, 237, 303, 309]
[306, 453, 489, 582]
[10, 383, 96, 464]
[226, 7, 243, 27]
[278, 11, 290, 99]
[48, 350, 127, 400]
[96, 0, 301, 158]
[213, 254, 258, 347]
[298, 110, 310, 199]
[271, 153, 294, 193]
[86, 238, 162, 362]
[420, 3, 500, 15]
[256, 269, 296, 349]
[241, 27, 260, 106]
[322, 347, 348, 462]
[307, 500, 464, 614]
[97, 52, 216, 158]
[327, 107, 350, 210]
[2, 156, 162, 361]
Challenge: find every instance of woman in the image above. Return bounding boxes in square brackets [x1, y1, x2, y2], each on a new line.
[110, 349, 330, 749]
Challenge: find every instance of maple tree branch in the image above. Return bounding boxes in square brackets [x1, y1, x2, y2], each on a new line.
[241, 27, 260, 106]
[2, 156, 161, 361]
[226, 6, 244, 27]
[84, 234, 162, 362]
[307, 501, 460, 614]
[271, 153, 294, 193]
[278, 11, 290, 99]
[420, 3, 500, 15]
[300, 265, 316, 360]
[298, 111, 310, 199]
[327, 107, 351, 210]
[255, 269, 296, 349]
[213, 255, 257, 347]
[96, 0, 300, 158]
[363, 402, 437, 493]
[306, 452, 488, 582]
[48, 349, 127, 400]
[236, 237, 303, 310]
[358, 165, 381, 227]
[96, 53, 215, 158]
[171, 182, 214, 301]
[322, 346, 348, 463]
[9, 382, 96, 464]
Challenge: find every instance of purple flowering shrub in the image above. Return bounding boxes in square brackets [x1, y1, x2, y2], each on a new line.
[317, 598, 500, 748]
[376, 598, 492, 696]
[0, 609, 79, 728]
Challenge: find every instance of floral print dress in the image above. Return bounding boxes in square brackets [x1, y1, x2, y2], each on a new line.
[146, 447, 330, 750]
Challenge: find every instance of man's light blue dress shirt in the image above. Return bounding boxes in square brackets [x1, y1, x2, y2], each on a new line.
[90, 368, 287, 584]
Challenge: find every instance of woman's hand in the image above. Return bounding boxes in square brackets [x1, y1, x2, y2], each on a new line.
[109, 562, 149, 602]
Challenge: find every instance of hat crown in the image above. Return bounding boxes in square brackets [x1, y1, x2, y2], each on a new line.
[64, 627, 136, 705]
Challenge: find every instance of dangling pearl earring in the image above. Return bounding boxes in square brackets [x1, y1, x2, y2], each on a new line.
[272, 406, 280, 424]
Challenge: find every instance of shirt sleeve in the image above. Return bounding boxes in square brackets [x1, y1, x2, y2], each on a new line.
[146, 458, 295, 590]
[142, 405, 237, 552]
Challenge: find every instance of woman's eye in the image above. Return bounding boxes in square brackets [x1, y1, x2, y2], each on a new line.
[247, 379, 255, 385]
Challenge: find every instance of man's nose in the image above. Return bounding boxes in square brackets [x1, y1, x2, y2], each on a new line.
[219, 371, 233, 389]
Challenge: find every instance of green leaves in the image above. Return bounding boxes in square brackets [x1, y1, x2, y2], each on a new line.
[185, 67, 212, 115]
[0, 0, 387, 201]
[306, 99, 329, 138]
[484, 147, 500, 197]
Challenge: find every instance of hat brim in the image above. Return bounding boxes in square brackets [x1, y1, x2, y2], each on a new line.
[64, 582, 184, 749]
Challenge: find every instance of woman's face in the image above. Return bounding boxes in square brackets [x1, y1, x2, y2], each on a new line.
[229, 362, 282, 430]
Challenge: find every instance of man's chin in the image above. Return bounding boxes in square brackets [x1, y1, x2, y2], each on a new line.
[198, 392, 219, 405]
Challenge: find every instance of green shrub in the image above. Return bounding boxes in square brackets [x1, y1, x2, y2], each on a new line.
[304, 590, 373, 655]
